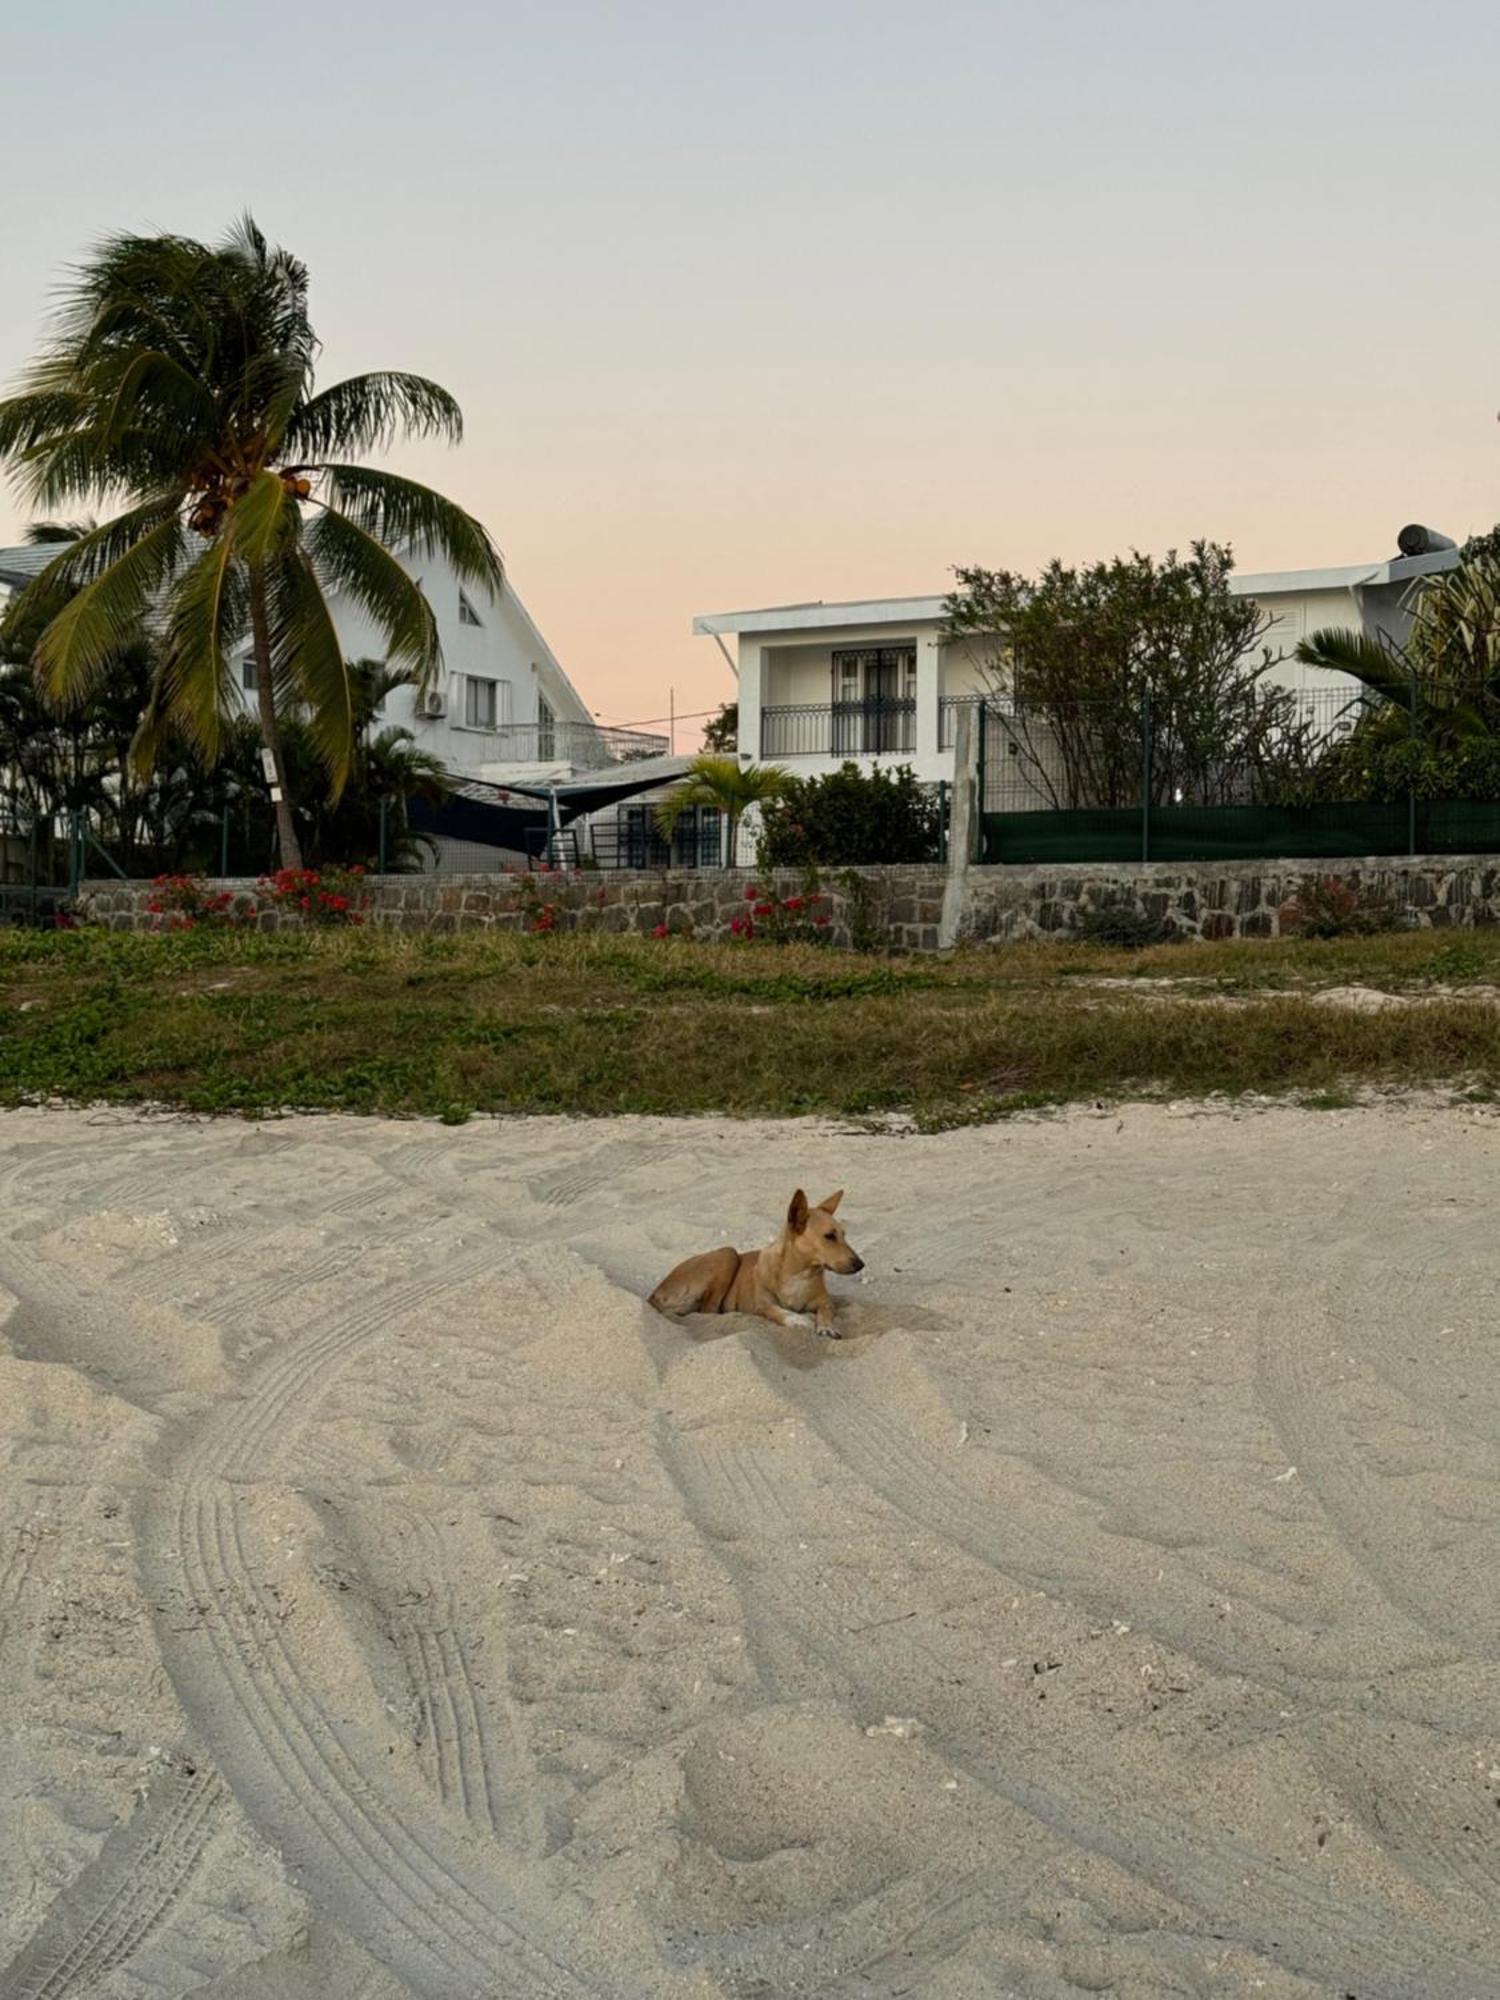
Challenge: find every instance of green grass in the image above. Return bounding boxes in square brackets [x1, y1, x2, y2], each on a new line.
[3, 925, 1499, 1126]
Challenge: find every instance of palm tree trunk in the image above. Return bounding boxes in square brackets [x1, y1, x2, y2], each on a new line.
[247, 569, 302, 871]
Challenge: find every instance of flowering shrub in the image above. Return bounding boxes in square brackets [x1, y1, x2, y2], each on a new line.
[258, 864, 368, 926]
[145, 874, 254, 932]
[1278, 874, 1401, 939]
[728, 883, 834, 944]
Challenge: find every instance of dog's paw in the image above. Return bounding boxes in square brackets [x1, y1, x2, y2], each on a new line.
[817, 1324, 845, 1341]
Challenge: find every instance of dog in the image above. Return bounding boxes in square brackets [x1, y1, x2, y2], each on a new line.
[649, 1189, 864, 1338]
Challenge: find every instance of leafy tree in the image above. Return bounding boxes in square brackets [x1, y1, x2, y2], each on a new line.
[943, 543, 1294, 808]
[756, 762, 942, 868]
[655, 753, 788, 865]
[0, 217, 499, 868]
[701, 700, 737, 752]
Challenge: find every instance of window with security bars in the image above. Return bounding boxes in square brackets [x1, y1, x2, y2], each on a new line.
[830, 645, 917, 754]
[618, 804, 723, 869]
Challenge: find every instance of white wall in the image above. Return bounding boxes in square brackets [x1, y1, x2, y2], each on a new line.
[236, 547, 592, 777]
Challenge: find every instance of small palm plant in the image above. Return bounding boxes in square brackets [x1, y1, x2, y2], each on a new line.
[655, 754, 789, 865]
[0, 217, 499, 867]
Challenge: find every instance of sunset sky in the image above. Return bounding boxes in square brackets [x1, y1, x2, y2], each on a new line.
[4, 0, 1498, 742]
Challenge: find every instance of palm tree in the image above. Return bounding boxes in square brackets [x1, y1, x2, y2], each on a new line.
[655, 753, 789, 865]
[0, 217, 499, 868]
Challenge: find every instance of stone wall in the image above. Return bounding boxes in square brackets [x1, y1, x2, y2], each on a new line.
[74, 855, 1500, 949]
[960, 856, 1500, 942]
[77, 865, 951, 951]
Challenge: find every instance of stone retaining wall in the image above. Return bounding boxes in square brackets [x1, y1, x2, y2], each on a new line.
[960, 855, 1500, 942]
[78, 865, 951, 951]
[75, 855, 1500, 949]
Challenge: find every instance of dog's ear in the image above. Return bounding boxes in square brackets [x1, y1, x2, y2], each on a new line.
[787, 1189, 809, 1232]
[817, 1189, 844, 1215]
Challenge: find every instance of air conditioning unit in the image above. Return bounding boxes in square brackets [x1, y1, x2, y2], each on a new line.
[420, 689, 447, 718]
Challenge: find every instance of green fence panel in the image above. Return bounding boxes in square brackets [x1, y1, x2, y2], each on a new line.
[979, 801, 1500, 866]
[1421, 802, 1500, 854]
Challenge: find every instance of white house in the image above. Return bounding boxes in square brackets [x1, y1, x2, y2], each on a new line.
[0, 539, 666, 783]
[693, 534, 1463, 783]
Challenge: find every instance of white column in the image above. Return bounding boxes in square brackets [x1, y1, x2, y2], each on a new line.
[915, 630, 942, 775]
[738, 640, 763, 765]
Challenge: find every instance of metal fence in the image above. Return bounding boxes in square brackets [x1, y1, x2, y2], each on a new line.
[962, 687, 1492, 864]
[475, 721, 668, 767]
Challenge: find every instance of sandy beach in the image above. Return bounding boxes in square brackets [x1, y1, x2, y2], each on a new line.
[1, 1099, 1498, 1999]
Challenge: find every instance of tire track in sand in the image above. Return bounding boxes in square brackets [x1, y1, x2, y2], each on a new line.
[658, 1411, 1499, 1999]
[1256, 1314, 1500, 1662]
[0, 1765, 225, 2000]
[143, 1247, 643, 2000]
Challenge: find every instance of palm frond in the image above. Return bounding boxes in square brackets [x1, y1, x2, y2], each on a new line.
[225, 469, 299, 569]
[25, 515, 186, 709]
[1295, 628, 1413, 707]
[655, 755, 789, 834]
[268, 553, 354, 799]
[303, 506, 440, 683]
[285, 373, 465, 458]
[139, 537, 246, 768]
[318, 466, 502, 594]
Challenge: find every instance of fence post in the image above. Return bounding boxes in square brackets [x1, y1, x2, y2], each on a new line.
[68, 812, 82, 897]
[220, 804, 230, 879]
[1140, 692, 1153, 863]
[1408, 664, 1418, 858]
[378, 797, 389, 875]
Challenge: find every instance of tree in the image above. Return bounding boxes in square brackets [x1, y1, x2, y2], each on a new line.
[655, 754, 789, 865]
[0, 217, 500, 868]
[702, 700, 738, 752]
[943, 543, 1292, 808]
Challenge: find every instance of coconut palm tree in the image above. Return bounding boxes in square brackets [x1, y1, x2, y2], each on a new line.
[655, 753, 789, 865]
[0, 217, 500, 868]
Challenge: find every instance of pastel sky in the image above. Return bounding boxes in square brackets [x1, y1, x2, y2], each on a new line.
[4, 0, 1498, 739]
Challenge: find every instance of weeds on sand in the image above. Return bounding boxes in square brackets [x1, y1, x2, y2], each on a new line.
[3, 927, 1500, 1123]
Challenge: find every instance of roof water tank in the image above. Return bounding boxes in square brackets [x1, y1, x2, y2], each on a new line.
[1397, 524, 1458, 558]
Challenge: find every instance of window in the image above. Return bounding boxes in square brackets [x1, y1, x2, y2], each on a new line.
[464, 677, 498, 729]
[241, 658, 257, 691]
[537, 695, 556, 759]
[830, 646, 916, 754]
[458, 589, 483, 627]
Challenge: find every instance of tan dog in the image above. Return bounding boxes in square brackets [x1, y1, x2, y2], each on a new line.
[649, 1190, 864, 1338]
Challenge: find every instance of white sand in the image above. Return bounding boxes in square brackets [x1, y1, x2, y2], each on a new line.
[1, 1100, 1498, 1999]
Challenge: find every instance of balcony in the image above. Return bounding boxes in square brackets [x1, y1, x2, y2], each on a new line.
[759, 699, 916, 759]
[478, 721, 669, 769]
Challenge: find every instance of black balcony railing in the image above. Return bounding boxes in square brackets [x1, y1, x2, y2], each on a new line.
[760, 699, 916, 758]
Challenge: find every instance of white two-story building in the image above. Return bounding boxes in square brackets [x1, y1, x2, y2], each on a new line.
[693, 535, 1462, 782]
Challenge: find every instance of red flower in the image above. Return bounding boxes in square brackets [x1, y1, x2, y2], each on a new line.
[651, 923, 669, 938]
[815, 915, 831, 927]
[753, 901, 774, 917]
[783, 896, 804, 911]
[744, 886, 760, 901]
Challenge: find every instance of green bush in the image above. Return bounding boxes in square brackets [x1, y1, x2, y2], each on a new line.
[756, 763, 941, 868]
